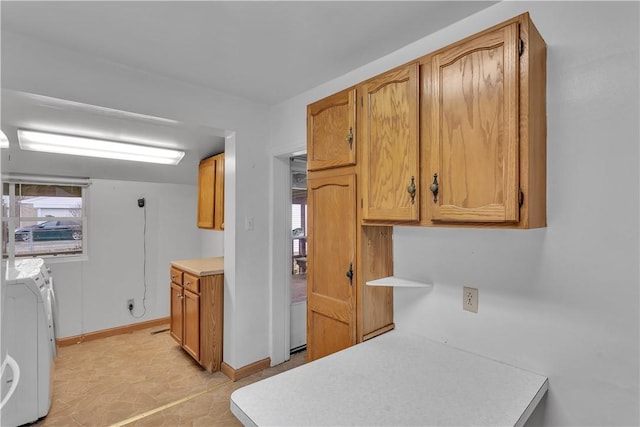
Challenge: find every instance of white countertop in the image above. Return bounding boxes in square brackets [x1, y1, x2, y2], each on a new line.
[231, 331, 548, 426]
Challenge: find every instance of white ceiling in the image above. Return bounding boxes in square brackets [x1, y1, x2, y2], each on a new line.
[1, 90, 227, 184]
[0, 1, 497, 183]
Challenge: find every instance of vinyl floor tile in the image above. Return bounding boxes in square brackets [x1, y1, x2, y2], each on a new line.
[34, 325, 306, 427]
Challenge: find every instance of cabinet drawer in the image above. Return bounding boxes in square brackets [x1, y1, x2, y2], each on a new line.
[183, 272, 200, 293]
[170, 267, 183, 285]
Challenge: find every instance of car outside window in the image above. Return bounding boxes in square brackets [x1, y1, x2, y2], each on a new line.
[2, 180, 88, 259]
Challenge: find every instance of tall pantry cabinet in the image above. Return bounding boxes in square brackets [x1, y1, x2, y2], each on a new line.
[306, 12, 546, 360]
[307, 88, 394, 362]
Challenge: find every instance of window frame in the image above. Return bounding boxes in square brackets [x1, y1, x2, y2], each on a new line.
[2, 177, 90, 262]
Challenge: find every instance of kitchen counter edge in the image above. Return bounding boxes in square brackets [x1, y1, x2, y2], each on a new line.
[171, 257, 224, 277]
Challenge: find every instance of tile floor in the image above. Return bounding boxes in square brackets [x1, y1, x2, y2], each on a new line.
[291, 274, 307, 303]
[36, 325, 306, 427]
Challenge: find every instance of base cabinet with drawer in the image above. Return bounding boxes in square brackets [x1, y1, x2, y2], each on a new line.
[169, 259, 224, 373]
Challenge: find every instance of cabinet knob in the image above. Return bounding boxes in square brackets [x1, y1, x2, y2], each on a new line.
[185, 281, 191, 286]
[407, 176, 417, 205]
[430, 173, 439, 203]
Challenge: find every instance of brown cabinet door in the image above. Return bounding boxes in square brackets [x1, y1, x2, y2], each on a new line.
[197, 156, 215, 229]
[198, 154, 224, 230]
[430, 23, 520, 223]
[307, 88, 356, 171]
[170, 282, 183, 344]
[361, 63, 420, 222]
[183, 289, 200, 361]
[213, 153, 225, 230]
[307, 173, 357, 361]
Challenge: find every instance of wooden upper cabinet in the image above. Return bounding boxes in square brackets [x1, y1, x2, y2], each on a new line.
[198, 156, 215, 229]
[213, 153, 225, 230]
[307, 88, 356, 171]
[198, 153, 224, 230]
[360, 62, 420, 222]
[426, 17, 545, 227]
[430, 22, 519, 223]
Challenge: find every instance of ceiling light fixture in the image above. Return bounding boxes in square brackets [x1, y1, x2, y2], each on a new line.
[17, 129, 185, 165]
[0, 130, 9, 148]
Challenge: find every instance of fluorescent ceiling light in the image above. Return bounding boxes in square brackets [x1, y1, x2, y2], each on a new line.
[17, 129, 185, 165]
[0, 130, 9, 149]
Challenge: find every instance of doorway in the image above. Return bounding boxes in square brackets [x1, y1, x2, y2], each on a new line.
[289, 155, 307, 352]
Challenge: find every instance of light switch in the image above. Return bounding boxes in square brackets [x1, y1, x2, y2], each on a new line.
[245, 216, 254, 231]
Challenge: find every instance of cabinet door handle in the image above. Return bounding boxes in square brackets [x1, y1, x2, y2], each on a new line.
[346, 127, 354, 148]
[407, 176, 416, 205]
[430, 173, 439, 203]
[185, 281, 191, 286]
[345, 263, 354, 285]
[171, 275, 177, 280]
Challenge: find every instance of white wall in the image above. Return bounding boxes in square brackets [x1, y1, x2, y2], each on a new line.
[50, 179, 223, 338]
[268, 2, 639, 426]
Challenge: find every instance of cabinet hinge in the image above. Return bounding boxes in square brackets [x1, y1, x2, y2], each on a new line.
[518, 188, 524, 208]
[518, 38, 524, 56]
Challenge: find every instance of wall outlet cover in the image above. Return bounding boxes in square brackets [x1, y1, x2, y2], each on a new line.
[463, 286, 478, 313]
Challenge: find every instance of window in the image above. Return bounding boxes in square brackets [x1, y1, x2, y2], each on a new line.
[291, 203, 307, 256]
[2, 179, 88, 259]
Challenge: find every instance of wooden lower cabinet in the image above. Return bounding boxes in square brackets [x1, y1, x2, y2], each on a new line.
[170, 281, 184, 343]
[183, 289, 200, 360]
[170, 266, 223, 372]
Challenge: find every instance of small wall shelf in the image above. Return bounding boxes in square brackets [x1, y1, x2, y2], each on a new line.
[366, 276, 432, 288]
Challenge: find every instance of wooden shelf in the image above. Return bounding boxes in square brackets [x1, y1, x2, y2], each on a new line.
[365, 276, 432, 288]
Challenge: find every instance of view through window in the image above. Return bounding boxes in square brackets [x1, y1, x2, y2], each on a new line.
[2, 181, 87, 258]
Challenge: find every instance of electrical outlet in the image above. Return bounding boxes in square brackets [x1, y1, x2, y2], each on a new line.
[127, 299, 134, 311]
[463, 286, 478, 313]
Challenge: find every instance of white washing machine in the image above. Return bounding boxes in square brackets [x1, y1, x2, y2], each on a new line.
[43, 268, 58, 358]
[23, 259, 57, 357]
[1, 259, 54, 426]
